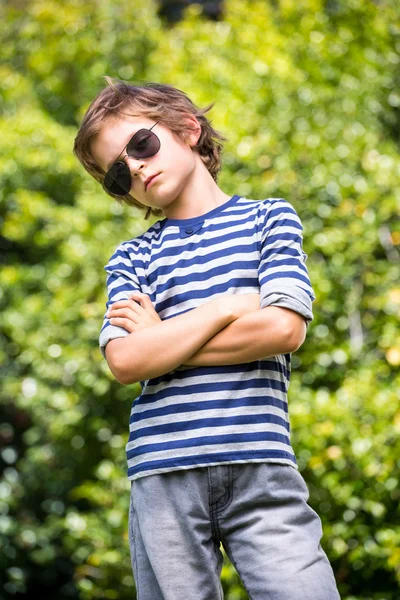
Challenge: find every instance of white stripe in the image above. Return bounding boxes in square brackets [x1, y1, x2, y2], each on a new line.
[128, 404, 290, 432]
[126, 422, 290, 452]
[142, 365, 289, 393]
[130, 385, 290, 417]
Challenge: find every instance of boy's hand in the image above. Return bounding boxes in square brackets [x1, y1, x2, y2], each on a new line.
[106, 292, 162, 333]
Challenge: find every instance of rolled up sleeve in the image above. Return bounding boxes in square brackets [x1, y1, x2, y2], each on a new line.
[99, 244, 142, 359]
[257, 198, 316, 327]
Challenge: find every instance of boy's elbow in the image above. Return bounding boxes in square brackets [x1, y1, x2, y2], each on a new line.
[104, 338, 140, 385]
[118, 370, 140, 386]
[287, 317, 307, 352]
[109, 364, 133, 385]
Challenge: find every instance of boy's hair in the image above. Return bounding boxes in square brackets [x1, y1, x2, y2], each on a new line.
[73, 76, 227, 221]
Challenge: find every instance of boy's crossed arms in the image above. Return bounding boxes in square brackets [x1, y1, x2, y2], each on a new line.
[105, 291, 306, 385]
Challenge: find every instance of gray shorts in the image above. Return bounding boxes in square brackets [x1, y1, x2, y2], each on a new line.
[128, 462, 341, 600]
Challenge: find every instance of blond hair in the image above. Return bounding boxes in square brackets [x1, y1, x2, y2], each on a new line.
[73, 76, 227, 220]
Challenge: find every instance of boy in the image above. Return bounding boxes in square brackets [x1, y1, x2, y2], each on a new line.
[73, 77, 341, 600]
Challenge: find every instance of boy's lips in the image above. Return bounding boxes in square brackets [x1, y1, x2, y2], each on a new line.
[145, 173, 161, 191]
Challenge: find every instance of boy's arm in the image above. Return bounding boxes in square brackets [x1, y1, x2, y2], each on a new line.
[105, 296, 252, 385]
[183, 197, 314, 368]
[183, 304, 305, 367]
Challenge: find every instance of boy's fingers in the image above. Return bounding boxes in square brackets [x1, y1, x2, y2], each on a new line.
[139, 294, 152, 306]
[109, 317, 135, 333]
[106, 294, 149, 316]
[129, 292, 152, 307]
[109, 294, 144, 308]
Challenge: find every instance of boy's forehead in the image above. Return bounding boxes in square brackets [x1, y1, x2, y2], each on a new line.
[105, 113, 153, 130]
[92, 114, 154, 169]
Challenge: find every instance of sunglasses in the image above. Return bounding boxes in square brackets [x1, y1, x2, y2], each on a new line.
[103, 121, 160, 196]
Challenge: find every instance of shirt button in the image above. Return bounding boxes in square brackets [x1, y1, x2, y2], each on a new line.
[185, 228, 193, 234]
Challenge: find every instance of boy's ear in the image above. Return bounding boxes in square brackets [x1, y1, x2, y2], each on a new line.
[183, 115, 202, 148]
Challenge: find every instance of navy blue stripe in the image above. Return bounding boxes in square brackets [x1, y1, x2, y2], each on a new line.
[130, 395, 289, 426]
[100, 320, 109, 334]
[260, 244, 304, 260]
[133, 379, 289, 408]
[264, 215, 302, 232]
[128, 413, 290, 442]
[157, 277, 260, 314]
[259, 254, 309, 275]
[105, 280, 141, 300]
[263, 202, 300, 224]
[146, 358, 290, 387]
[127, 431, 290, 459]
[261, 233, 303, 252]
[143, 367, 289, 392]
[259, 270, 312, 288]
[127, 449, 297, 477]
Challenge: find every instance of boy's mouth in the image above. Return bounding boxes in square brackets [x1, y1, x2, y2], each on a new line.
[145, 173, 160, 191]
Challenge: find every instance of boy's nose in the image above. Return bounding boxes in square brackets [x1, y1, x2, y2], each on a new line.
[124, 155, 146, 175]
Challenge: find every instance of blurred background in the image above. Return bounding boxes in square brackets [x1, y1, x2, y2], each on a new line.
[1, 0, 400, 598]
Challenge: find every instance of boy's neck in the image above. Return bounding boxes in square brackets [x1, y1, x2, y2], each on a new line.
[161, 154, 231, 221]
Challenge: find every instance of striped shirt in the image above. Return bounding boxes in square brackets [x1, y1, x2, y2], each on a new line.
[99, 195, 316, 481]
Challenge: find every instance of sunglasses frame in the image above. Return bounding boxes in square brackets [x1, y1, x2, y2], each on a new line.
[103, 121, 160, 196]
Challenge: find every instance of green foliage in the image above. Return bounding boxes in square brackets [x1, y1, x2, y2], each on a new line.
[1, 0, 399, 598]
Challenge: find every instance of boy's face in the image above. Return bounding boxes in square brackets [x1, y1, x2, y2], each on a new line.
[90, 114, 200, 213]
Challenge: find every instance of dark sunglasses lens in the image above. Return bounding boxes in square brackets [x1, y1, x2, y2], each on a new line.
[127, 129, 160, 159]
[104, 162, 131, 195]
